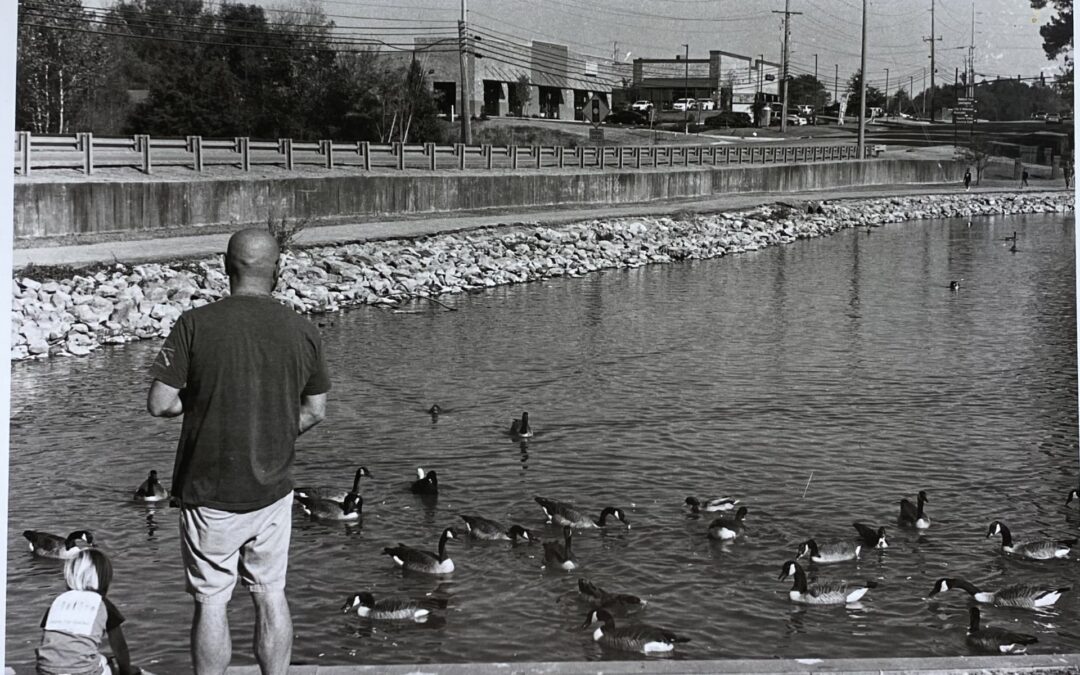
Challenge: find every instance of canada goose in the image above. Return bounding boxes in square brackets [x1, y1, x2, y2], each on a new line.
[459, 515, 533, 542]
[578, 578, 647, 612]
[410, 467, 439, 495]
[23, 530, 94, 559]
[534, 497, 630, 529]
[510, 411, 533, 438]
[852, 522, 889, 549]
[341, 592, 448, 621]
[778, 560, 869, 605]
[707, 507, 747, 541]
[796, 539, 861, 563]
[929, 577, 1069, 609]
[898, 490, 931, 529]
[684, 496, 739, 513]
[294, 466, 372, 503]
[965, 606, 1038, 654]
[383, 528, 457, 574]
[133, 470, 170, 503]
[543, 526, 577, 571]
[581, 608, 689, 654]
[986, 521, 1073, 560]
[296, 492, 361, 522]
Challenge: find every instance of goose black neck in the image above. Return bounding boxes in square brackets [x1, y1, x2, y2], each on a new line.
[998, 524, 1013, 547]
[352, 468, 365, 493]
[791, 564, 808, 593]
[949, 578, 981, 596]
[968, 607, 981, 632]
[598, 507, 617, 526]
[564, 528, 573, 555]
[805, 540, 821, 557]
[438, 529, 452, 561]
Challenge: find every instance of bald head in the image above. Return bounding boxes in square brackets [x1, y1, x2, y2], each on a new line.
[225, 229, 281, 293]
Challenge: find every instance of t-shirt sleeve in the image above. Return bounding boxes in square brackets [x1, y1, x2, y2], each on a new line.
[149, 313, 192, 388]
[39, 607, 49, 629]
[103, 597, 125, 631]
[302, 332, 331, 396]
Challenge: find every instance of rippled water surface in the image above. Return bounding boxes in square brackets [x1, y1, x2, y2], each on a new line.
[7, 213, 1079, 671]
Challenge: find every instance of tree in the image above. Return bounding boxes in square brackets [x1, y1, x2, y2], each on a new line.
[1030, 0, 1073, 97]
[17, 0, 115, 133]
[787, 74, 827, 110]
[845, 69, 885, 116]
[511, 74, 532, 117]
[956, 132, 993, 185]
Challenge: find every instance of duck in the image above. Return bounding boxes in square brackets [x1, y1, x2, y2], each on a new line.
[778, 560, 869, 605]
[459, 515, 534, 542]
[133, 470, 170, 503]
[509, 411, 533, 438]
[534, 497, 630, 529]
[294, 466, 372, 503]
[986, 521, 1074, 560]
[707, 506, 747, 541]
[965, 606, 1038, 654]
[23, 530, 94, 559]
[542, 525, 577, 571]
[950, 280, 961, 291]
[341, 591, 448, 621]
[852, 522, 889, 549]
[684, 496, 739, 513]
[578, 578, 647, 612]
[1067, 489, 1078, 506]
[382, 527, 457, 575]
[898, 490, 931, 529]
[427, 404, 442, 416]
[581, 608, 689, 654]
[410, 467, 438, 495]
[929, 577, 1069, 609]
[296, 492, 362, 522]
[796, 539, 861, 563]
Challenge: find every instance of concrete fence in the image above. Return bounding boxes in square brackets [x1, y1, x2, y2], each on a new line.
[13, 131, 872, 176]
[13, 158, 962, 241]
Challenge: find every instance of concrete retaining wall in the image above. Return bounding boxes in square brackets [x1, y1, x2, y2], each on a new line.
[13, 159, 961, 240]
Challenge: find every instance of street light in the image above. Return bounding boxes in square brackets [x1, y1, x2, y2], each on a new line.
[682, 44, 689, 134]
[884, 68, 889, 116]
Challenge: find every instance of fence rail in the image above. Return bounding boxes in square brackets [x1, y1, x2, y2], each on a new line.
[13, 131, 873, 177]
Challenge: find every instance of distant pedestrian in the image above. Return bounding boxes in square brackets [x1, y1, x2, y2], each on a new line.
[963, 168, 972, 190]
[1021, 167, 1029, 188]
[1065, 163, 1072, 189]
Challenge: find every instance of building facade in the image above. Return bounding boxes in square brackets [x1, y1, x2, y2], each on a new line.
[629, 50, 780, 115]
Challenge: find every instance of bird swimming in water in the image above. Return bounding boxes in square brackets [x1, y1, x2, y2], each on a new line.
[428, 404, 442, 415]
[929, 577, 1069, 609]
[295, 466, 372, 503]
[534, 497, 630, 529]
[778, 560, 870, 605]
[383, 528, 458, 574]
[578, 578, 647, 612]
[898, 490, 931, 529]
[23, 530, 94, 559]
[459, 515, 534, 542]
[852, 522, 889, 549]
[950, 280, 960, 291]
[510, 411, 533, 438]
[133, 470, 170, 503]
[965, 606, 1038, 654]
[796, 539, 862, 563]
[341, 592, 448, 621]
[684, 496, 739, 513]
[296, 492, 362, 522]
[986, 521, 1074, 559]
[410, 467, 439, 495]
[543, 525, 578, 570]
[580, 608, 689, 654]
[1067, 488, 1079, 506]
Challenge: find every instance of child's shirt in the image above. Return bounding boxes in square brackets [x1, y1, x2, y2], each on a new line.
[36, 589, 125, 675]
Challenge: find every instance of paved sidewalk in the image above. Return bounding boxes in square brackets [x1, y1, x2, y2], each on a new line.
[12, 181, 1061, 270]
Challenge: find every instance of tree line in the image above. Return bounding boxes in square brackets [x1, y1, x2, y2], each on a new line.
[16, 0, 447, 143]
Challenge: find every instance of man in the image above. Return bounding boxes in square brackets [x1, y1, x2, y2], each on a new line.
[963, 168, 972, 191]
[1021, 167, 1030, 188]
[147, 229, 330, 675]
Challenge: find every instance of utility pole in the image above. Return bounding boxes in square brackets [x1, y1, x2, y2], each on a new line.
[458, 0, 472, 144]
[773, 0, 802, 133]
[923, 0, 942, 122]
[683, 44, 689, 134]
[857, 0, 867, 157]
[910, 75, 914, 115]
[834, 63, 838, 115]
[884, 68, 889, 115]
[922, 67, 926, 116]
[968, 2, 975, 98]
[814, 53, 819, 113]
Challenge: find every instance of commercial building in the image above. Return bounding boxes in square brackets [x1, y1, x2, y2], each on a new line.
[628, 51, 780, 115]
[414, 36, 629, 121]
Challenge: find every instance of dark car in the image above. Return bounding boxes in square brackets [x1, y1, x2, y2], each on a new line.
[604, 109, 648, 126]
[703, 111, 753, 129]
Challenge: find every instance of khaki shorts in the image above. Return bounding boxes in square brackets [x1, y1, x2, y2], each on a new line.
[179, 492, 293, 604]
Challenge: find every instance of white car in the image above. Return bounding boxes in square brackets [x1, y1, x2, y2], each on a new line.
[786, 114, 807, 126]
[696, 99, 716, 111]
[630, 100, 653, 112]
[673, 98, 695, 112]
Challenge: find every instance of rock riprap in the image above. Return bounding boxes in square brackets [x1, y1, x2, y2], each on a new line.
[10, 191, 1073, 362]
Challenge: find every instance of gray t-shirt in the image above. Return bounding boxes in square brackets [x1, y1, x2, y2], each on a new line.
[36, 590, 124, 675]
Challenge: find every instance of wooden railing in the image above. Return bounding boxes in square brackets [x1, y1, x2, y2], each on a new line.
[13, 131, 873, 176]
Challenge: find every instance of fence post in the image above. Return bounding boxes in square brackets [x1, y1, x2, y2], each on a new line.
[483, 144, 492, 170]
[533, 145, 542, 169]
[359, 141, 370, 171]
[318, 140, 334, 169]
[186, 135, 203, 172]
[599, 146, 606, 170]
[454, 143, 465, 170]
[392, 142, 404, 170]
[509, 145, 518, 170]
[137, 134, 152, 174]
[277, 138, 294, 171]
[78, 132, 94, 175]
[424, 142, 436, 170]
[634, 147, 641, 169]
[618, 146, 625, 169]
[557, 146, 566, 168]
[18, 131, 31, 176]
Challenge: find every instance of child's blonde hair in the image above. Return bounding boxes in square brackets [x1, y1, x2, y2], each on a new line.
[63, 549, 112, 595]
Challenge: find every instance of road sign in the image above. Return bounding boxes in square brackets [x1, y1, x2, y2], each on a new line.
[588, 95, 609, 128]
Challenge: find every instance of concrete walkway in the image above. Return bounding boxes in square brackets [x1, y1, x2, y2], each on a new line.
[12, 180, 1059, 271]
[218, 653, 1080, 675]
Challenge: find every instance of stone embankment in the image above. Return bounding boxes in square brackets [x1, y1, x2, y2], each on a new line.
[10, 191, 1073, 362]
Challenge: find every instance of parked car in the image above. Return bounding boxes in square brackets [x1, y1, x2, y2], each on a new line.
[786, 114, 807, 126]
[1031, 112, 1047, 120]
[604, 109, 648, 126]
[1045, 113, 1062, 123]
[703, 111, 752, 128]
[672, 98, 695, 112]
[695, 99, 716, 111]
[630, 100, 654, 112]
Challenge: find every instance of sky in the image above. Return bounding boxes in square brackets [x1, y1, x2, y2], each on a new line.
[74, 0, 1069, 95]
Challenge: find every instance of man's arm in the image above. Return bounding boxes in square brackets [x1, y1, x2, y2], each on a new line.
[147, 379, 184, 418]
[299, 393, 327, 435]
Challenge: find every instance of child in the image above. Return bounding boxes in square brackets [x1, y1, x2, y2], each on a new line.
[35, 549, 137, 675]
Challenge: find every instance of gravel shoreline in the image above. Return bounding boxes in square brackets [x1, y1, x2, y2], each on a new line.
[10, 191, 1073, 362]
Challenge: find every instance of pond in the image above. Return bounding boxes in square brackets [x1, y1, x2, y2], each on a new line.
[6, 211, 1078, 671]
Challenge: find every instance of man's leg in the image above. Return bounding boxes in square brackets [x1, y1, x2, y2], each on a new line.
[252, 590, 292, 675]
[192, 601, 231, 675]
